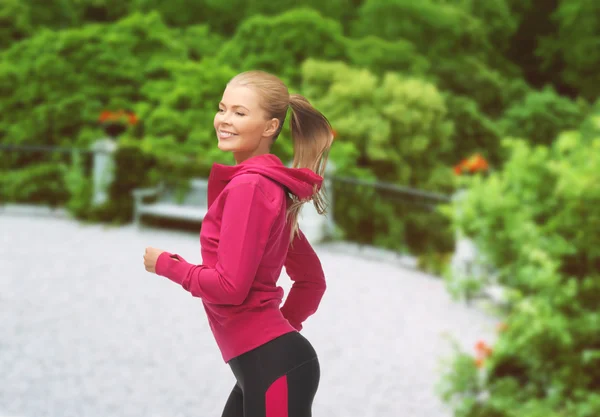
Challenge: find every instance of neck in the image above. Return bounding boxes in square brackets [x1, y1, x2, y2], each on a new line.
[233, 140, 272, 165]
[233, 150, 270, 165]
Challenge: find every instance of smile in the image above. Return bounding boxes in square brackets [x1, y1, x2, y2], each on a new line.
[218, 130, 237, 139]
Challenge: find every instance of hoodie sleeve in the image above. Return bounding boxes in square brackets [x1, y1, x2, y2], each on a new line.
[154, 181, 279, 305]
[280, 229, 326, 331]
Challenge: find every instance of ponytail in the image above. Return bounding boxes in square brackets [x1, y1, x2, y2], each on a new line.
[286, 94, 334, 243]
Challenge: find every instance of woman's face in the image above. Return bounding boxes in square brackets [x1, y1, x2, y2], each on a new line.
[214, 84, 278, 162]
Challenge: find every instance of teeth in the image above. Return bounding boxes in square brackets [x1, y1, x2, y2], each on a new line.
[219, 130, 235, 137]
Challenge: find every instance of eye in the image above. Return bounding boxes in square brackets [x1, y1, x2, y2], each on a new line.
[217, 107, 224, 113]
[235, 112, 245, 117]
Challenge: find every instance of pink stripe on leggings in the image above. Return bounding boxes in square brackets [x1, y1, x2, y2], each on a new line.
[266, 375, 288, 417]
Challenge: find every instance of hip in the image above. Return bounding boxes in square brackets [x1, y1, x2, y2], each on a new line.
[228, 331, 319, 388]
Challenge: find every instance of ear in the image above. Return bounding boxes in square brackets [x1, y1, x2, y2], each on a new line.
[263, 118, 280, 138]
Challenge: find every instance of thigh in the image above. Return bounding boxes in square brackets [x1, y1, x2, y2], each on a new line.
[284, 357, 321, 417]
[243, 357, 320, 417]
[229, 332, 321, 417]
[221, 382, 244, 417]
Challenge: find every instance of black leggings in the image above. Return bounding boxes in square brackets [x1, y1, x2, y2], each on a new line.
[221, 331, 320, 417]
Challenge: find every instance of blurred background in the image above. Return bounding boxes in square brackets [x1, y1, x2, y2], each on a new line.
[1, 1, 599, 416]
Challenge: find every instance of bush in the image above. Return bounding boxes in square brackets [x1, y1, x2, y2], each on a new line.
[0, 162, 70, 207]
[301, 59, 455, 257]
[439, 120, 600, 416]
[217, 8, 347, 85]
[500, 86, 588, 146]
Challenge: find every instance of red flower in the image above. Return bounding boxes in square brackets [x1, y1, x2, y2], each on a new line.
[98, 111, 113, 123]
[467, 154, 489, 173]
[127, 113, 139, 125]
[475, 340, 493, 356]
[98, 109, 139, 126]
[453, 153, 489, 176]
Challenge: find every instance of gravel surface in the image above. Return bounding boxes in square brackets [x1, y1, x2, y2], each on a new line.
[0, 211, 497, 417]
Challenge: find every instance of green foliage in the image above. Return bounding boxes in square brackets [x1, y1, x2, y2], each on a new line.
[0, 162, 69, 207]
[0, 0, 32, 49]
[440, 117, 600, 416]
[353, 0, 491, 60]
[64, 151, 94, 217]
[501, 86, 588, 146]
[301, 60, 455, 255]
[217, 8, 347, 84]
[133, 0, 356, 35]
[131, 0, 212, 28]
[428, 55, 519, 118]
[439, 0, 519, 53]
[301, 59, 454, 188]
[180, 25, 226, 61]
[345, 36, 429, 76]
[93, 142, 159, 222]
[141, 57, 238, 157]
[443, 95, 502, 166]
[0, 12, 188, 153]
[537, 0, 600, 101]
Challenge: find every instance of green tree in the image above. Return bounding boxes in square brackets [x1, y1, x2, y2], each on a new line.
[345, 36, 429, 76]
[353, 0, 491, 60]
[132, 0, 362, 34]
[501, 86, 588, 146]
[437, 0, 518, 53]
[217, 8, 347, 85]
[0, 0, 32, 49]
[0, 12, 187, 155]
[301, 59, 454, 188]
[141, 57, 237, 162]
[444, 94, 502, 166]
[301, 60, 455, 256]
[440, 119, 600, 417]
[537, 0, 600, 101]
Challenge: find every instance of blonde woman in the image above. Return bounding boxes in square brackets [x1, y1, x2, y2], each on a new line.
[143, 70, 334, 416]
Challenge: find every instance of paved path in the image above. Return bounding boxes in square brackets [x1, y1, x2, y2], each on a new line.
[0, 212, 498, 417]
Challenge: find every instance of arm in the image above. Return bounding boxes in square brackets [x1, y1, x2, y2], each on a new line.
[280, 229, 326, 331]
[155, 181, 279, 305]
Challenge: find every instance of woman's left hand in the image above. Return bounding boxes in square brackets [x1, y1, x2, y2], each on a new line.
[143, 246, 165, 273]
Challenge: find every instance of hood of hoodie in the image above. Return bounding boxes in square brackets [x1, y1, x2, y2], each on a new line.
[207, 153, 323, 207]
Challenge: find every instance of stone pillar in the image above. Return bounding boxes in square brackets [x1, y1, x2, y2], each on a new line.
[90, 138, 118, 207]
[323, 160, 337, 237]
[449, 189, 486, 301]
[288, 160, 337, 244]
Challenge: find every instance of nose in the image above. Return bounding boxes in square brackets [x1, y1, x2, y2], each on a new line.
[218, 110, 233, 124]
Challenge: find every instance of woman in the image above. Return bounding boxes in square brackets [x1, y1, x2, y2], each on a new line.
[143, 70, 334, 416]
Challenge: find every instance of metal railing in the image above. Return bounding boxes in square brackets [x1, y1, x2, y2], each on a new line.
[1, 144, 452, 203]
[330, 175, 451, 210]
[0, 144, 94, 154]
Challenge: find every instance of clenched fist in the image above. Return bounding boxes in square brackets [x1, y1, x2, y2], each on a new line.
[143, 247, 165, 273]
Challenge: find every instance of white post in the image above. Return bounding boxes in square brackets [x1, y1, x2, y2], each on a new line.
[286, 160, 336, 243]
[449, 189, 486, 301]
[324, 160, 336, 237]
[90, 137, 118, 207]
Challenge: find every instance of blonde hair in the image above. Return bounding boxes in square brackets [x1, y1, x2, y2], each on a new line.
[229, 70, 334, 243]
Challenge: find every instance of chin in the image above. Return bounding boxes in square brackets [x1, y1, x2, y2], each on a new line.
[217, 139, 237, 152]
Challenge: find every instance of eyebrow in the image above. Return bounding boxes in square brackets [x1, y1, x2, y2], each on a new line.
[219, 102, 250, 112]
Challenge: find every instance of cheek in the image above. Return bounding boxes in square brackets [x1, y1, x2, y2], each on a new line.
[237, 119, 261, 138]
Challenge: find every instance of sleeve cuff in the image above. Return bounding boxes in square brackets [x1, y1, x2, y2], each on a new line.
[155, 251, 186, 284]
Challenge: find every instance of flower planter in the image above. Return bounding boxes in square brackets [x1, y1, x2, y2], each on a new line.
[101, 122, 128, 138]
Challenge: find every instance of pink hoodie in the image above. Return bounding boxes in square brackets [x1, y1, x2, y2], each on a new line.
[155, 153, 327, 362]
